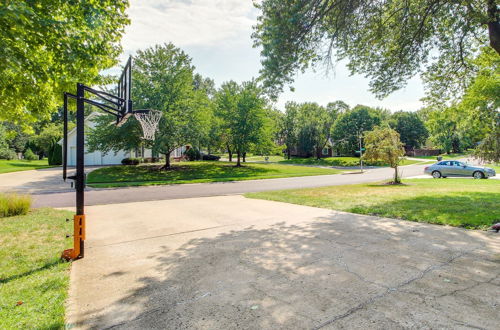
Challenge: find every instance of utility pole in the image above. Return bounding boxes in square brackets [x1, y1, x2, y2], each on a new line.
[359, 131, 363, 173]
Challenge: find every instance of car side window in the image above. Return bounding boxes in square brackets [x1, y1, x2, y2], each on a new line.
[437, 161, 446, 165]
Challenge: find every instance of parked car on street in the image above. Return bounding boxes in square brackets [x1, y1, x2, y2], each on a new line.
[424, 161, 496, 179]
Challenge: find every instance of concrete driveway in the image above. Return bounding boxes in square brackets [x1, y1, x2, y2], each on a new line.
[66, 196, 499, 329]
[0, 167, 68, 194]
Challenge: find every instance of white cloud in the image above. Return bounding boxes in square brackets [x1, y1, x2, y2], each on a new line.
[121, 0, 257, 53]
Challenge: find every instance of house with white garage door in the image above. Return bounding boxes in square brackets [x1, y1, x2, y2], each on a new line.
[60, 112, 186, 166]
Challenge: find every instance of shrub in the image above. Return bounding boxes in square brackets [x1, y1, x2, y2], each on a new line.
[0, 148, 17, 160]
[202, 154, 221, 161]
[121, 157, 141, 165]
[48, 143, 62, 165]
[24, 148, 38, 161]
[184, 148, 201, 161]
[0, 193, 31, 217]
[143, 157, 160, 163]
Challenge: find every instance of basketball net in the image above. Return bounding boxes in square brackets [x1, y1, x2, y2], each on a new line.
[134, 110, 162, 140]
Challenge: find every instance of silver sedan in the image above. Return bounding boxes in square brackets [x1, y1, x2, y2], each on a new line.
[424, 160, 496, 179]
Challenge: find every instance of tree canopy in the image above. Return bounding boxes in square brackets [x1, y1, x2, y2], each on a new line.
[87, 43, 209, 168]
[331, 106, 382, 155]
[0, 0, 130, 124]
[215, 80, 270, 166]
[389, 111, 428, 149]
[253, 0, 500, 99]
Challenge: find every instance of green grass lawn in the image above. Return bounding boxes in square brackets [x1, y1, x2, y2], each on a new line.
[87, 161, 343, 188]
[0, 208, 73, 328]
[244, 155, 287, 162]
[220, 155, 422, 167]
[0, 159, 54, 174]
[246, 179, 500, 229]
[413, 152, 471, 160]
[279, 157, 422, 167]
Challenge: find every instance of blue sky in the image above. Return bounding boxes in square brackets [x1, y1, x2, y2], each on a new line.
[118, 0, 425, 112]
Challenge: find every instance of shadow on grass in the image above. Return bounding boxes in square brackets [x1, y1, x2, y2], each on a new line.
[75, 212, 498, 329]
[348, 192, 499, 229]
[0, 259, 62, 284]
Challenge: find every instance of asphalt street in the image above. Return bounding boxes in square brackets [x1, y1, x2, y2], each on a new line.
[32, 164, 427, 208]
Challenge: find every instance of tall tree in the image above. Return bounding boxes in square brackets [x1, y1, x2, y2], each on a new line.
[215, 80, 269, 166]
[295, 102, 338, 159]
[281, 102, 300, 159]
[460, 47, 500, 162]
[88, 43, 205, 169]
[331, 106, 381, 155]
[425, 107, 464, 154]
[0, 1, 130, 124]
[389, 111, 428, 149]
[253, 0, 500, 99]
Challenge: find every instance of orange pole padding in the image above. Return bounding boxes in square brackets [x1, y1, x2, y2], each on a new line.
[61, 214, 86, 261]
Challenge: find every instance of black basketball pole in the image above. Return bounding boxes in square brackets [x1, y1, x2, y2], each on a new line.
[62, 56, 134, 261]
[75, 83, 85, 258]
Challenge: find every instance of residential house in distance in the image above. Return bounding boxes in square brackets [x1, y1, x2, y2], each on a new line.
[59, 112, 186, 166]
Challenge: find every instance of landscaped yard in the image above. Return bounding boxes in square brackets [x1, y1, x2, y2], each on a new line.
[86, 161, 343, 188]
[0, 208, 73, 328]
[246, 179, 500, 229]
[0, 159, 54, 174]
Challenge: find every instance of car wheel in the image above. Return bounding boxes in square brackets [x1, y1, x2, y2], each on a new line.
[473, 171, 484, 179]
[432, 171, 442, 178]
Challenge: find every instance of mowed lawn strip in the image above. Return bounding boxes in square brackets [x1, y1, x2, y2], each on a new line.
[246, 179, 500, 229]
[219, 155, 422, 167]
[280, 157, 422, 167]
[87, 161, 343, 188]
[0, 208, 73, 328]
[0, 159, 54, 174]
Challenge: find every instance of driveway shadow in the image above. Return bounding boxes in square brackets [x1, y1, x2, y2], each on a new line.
[75, 211, 499, 329]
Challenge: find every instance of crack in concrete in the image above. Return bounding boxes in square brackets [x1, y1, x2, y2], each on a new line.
[248, 282, 319, 323]
[313, 250, 473, 329]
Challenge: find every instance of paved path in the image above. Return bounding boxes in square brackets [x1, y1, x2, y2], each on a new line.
[66, 195, 500, 329]
[32, 164, 426, 208]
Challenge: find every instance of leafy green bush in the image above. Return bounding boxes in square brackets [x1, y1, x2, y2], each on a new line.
[185, 148, 201, 161]
[121, 157, 141, 165]
[142, 157, 161, 163]
[48, 143, 62, 165]
[23, 148, 37, 161]
[0, 193, 31, 217]
[202, 154, 221, 161]
[0, 148, 17, 160]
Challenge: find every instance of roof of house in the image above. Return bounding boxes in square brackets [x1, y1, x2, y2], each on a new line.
[57, 112, 103, 145]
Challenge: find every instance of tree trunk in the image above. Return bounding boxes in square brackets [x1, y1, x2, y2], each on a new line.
[243, 152, 246, 162]
[316, 147, 322, 160]
[162, 152, 171, 170]
[236, 150, 241, 167]
[227, 144, 232, 162]
[287, 148, 291, 160]
[488, 0, 500, 55]
[394, 165, 400, 184]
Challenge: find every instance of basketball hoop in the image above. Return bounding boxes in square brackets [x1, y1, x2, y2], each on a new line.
[134, 109, 162, 140]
